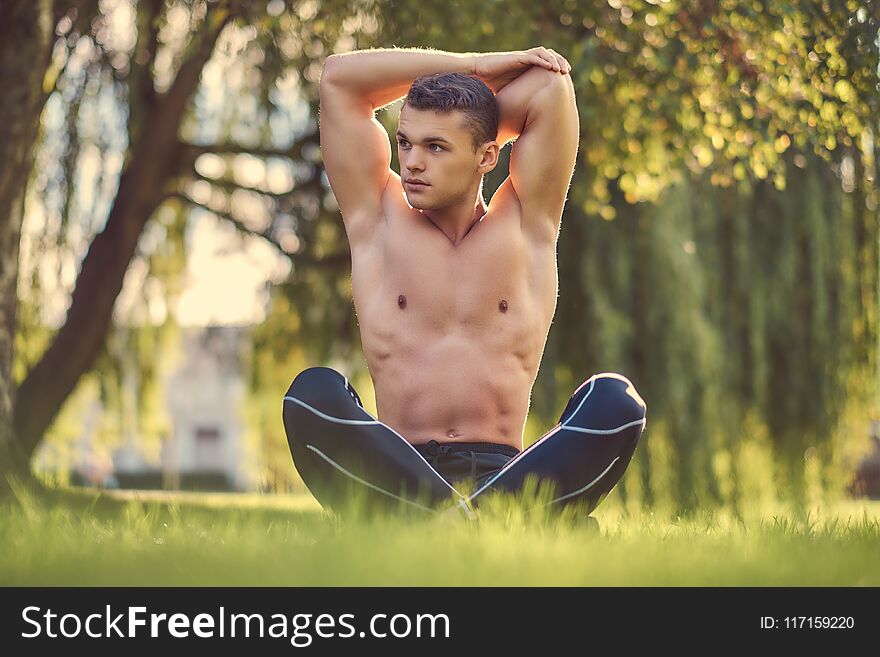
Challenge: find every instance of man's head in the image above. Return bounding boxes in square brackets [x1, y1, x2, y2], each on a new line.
[397, 73, 500, 210]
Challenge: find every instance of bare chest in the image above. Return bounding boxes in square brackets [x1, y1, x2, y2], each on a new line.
[375, 216, 524, 326]
[349, 199, 558, 373]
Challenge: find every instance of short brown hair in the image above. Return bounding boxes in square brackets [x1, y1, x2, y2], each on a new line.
[403, 73, 498, 151]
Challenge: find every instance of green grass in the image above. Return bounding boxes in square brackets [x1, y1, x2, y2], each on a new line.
[1, 483, 879, 586]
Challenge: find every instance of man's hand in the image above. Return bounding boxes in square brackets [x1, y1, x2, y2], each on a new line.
[474, 47, 571, 93]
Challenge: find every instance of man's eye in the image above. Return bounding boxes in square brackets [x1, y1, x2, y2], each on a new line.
[430, 144, 443, 151]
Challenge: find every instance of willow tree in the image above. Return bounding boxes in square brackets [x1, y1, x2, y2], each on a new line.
[249, 0, 880, 508]
[9, 0, 366, 484]
[384, 0, 880, 510]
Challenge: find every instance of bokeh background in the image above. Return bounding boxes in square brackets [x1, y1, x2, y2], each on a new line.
[3, 0, 879, 517]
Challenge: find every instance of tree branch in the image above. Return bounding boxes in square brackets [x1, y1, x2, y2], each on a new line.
[181, 140, 312, 159]
[159, 1, 236, 124]
[190, 171, 291, 201]
[170, 190, 284, 249]
[168, 191, 350, 270]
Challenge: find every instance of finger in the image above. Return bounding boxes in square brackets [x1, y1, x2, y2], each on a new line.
[528, 55, 546, 68]
[531, 54, 555, 70]
[537, 51, 556, 70]
[548, 49, 570, 73]
[534, 47, 559, 71]
[547, 48, 570, 73]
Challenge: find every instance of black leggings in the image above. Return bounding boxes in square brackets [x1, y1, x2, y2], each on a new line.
[282, 367, 647, 517]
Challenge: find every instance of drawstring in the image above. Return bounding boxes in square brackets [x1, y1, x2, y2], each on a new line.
[424, 439, 451, 455]
[425, 440, 477, 479]
[424, 439, 451, 469]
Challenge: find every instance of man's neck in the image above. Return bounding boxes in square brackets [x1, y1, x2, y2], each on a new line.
[419, 188, 488, 247]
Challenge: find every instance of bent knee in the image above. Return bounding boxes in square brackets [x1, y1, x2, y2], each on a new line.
[590, 372, 647, 416]
[284, 366, 345, 406]
[283, 366, 370, 425]
[561, 372, 646, 432]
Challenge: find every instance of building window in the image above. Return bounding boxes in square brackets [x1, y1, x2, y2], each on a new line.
[195, 426, 220, 442]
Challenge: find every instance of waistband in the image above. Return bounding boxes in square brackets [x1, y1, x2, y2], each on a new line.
[412, 440, 521, 458]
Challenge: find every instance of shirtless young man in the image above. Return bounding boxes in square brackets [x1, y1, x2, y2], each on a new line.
[282, 46, 647, 519]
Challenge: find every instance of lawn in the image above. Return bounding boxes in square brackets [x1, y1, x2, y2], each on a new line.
[1, 484, 878, 586]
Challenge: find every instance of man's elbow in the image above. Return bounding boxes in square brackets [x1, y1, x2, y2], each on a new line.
[522, 64, 574, 90]
[541, 69, 575, 100]
[320, 55, 342, 88]
[526, 73, 576, 123]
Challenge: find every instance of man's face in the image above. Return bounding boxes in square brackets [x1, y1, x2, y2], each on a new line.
[396, 105, 490, 210]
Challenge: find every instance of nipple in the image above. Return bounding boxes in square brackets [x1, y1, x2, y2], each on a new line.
[499, 299, 508, 313]
[398, 294, 407, 309]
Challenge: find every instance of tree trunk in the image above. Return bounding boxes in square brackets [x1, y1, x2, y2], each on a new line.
[13, 6, 235, 465]
[0, 0, 55, 493]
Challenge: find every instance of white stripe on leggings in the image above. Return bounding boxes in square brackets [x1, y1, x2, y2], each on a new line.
[559, 378, 598, 428]
[306, 444, 436, 513]
[467, 423, 565, 500]
[283, 396, 381, 425]
[561, 418, 647, 435]
[284, 394, 465, 499]
[467, 415, 643, 501]
[547, 456, 619, 505]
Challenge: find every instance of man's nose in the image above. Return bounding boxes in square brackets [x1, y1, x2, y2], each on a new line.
[404, 152, 424, 172]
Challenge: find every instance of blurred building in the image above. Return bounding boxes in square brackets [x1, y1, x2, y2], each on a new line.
[53, 325, 255, 491]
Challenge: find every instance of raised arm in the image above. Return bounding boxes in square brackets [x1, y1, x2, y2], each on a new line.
[318, 48, 477, 242]
[494, 62, 579, 243]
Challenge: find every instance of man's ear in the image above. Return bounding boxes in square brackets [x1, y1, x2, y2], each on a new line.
[478, 141, 500, 174]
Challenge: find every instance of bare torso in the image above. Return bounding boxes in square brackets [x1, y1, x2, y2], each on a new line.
[349, 172, 558, 450]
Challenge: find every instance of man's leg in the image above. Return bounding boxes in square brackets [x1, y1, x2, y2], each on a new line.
[467, 373, 647, 516]
[282, 367, 474, 517]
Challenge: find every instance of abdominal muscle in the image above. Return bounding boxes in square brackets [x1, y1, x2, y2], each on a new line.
[367, 332, 536, 449]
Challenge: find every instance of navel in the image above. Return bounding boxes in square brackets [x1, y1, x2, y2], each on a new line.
[398, 294, 407, 309]
[499, 298, 508, 313]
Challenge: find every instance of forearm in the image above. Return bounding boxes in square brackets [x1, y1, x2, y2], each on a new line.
[320, 47, 477, 110]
